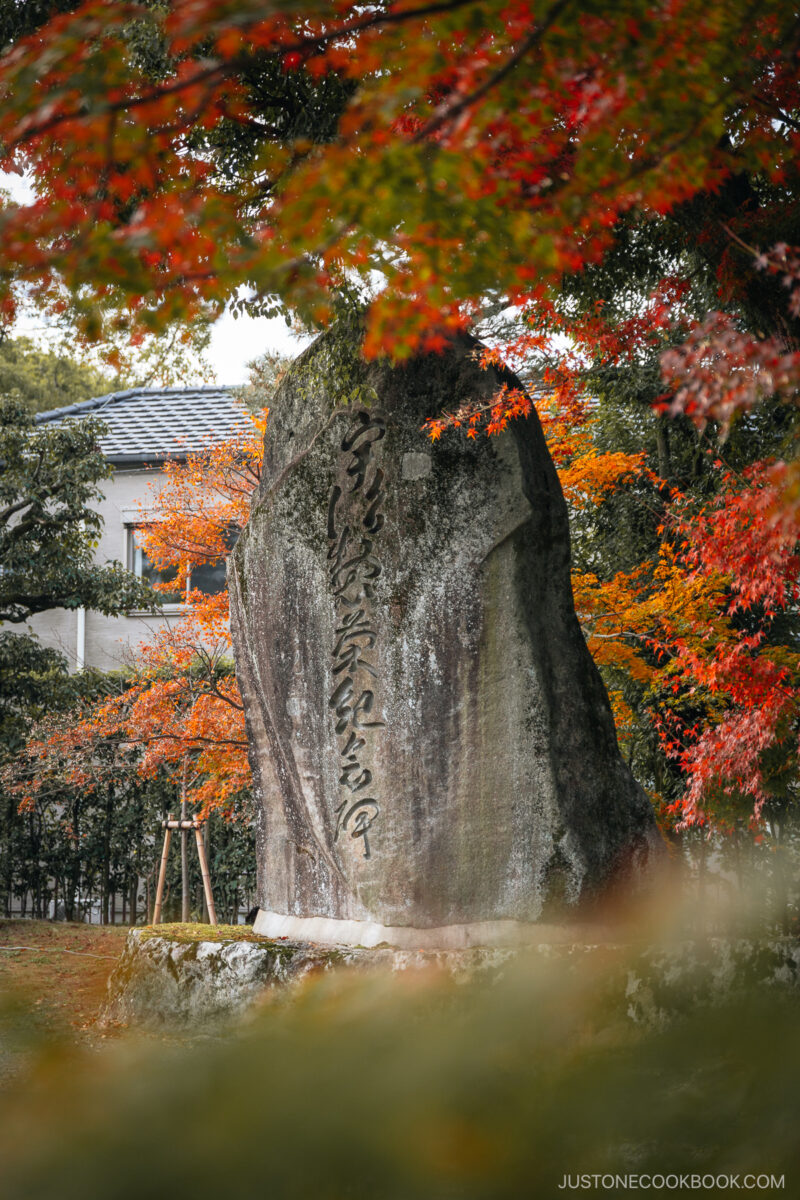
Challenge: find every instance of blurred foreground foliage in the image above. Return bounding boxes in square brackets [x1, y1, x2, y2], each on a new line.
[1, 943, 798, 1199]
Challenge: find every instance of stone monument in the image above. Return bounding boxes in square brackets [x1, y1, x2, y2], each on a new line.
[229, 329, 661, 948]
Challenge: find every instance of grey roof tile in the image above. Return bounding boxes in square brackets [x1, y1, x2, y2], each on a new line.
[35, 385, 254, 464]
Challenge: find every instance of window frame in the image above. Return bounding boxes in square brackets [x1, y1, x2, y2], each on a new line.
[125, 523, 187, 612]
[124, 522, 233, 612]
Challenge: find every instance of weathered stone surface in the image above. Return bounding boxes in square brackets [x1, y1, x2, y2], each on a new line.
[229, 329, 662, 943]
[623, 936, 800, 1025]
[103, 928, 800, 1031]
[101, 928, 513, 1029]
[101, 929, 337, 1029]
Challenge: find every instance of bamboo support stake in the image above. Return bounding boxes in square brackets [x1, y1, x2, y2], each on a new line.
[153, 822, 173, 925]
[180, 760, 190, 923]
[194, 826, 217, 925]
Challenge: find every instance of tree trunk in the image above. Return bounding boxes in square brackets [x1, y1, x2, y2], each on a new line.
[101, 791, 113, 925]
[1, 792, 15, 917]
[201, 822, 211, 923]
[64, 800, 80, 923]
[180, 758, 190, 923]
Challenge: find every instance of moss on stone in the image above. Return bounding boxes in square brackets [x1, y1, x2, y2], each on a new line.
[138, 923, 278, 946]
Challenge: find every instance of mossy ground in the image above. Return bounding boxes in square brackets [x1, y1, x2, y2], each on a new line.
[0, 919, 129, 1069]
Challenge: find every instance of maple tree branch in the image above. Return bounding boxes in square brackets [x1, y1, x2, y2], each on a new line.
[718, 221, 763, 262]
[752, 95, 800, 132]
[226, 0, 482, 56]
[200, 676, 244, 712]
[3, 0, 480, 154]
[411, 0, 572, 143]
[179, 644, 245, 712]
[148, 79, 225, 138]
[96, 731, 249, 748]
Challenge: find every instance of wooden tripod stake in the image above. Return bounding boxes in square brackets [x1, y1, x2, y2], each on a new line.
[152, 814, 218, 925]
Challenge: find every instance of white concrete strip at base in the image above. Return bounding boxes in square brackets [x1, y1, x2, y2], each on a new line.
[252, 909, 597, 950]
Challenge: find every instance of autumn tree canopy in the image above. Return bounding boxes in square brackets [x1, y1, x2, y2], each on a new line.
[0, 2, 796, 363]
[2, 1, 800, 849]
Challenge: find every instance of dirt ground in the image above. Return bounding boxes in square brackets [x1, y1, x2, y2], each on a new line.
[0, 919, 129, 1039]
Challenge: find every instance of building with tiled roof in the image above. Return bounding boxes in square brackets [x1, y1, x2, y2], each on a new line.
[36, 384, 253, 464]
[30, 385, 254, 672]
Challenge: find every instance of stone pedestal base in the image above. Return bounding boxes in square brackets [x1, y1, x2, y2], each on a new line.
[103, 925, 800, 1033]
[101, 926, 514, 1030]
[252, 908, 594, 950]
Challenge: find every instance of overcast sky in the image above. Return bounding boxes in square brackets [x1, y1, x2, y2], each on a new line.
[207, 308, 308, 384]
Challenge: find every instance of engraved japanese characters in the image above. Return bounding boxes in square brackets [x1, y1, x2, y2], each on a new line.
[327, 411, 387, 860]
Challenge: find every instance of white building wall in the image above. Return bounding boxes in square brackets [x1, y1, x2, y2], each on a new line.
[27, 467, 186, 672]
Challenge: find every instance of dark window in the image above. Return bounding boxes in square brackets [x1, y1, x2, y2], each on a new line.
[127, 524, 239, 601]
[127, 527, 182, 603]
[188, 559, 227, 595]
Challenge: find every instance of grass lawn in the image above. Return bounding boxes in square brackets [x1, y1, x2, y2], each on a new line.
[0, 919, 129, 1042]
